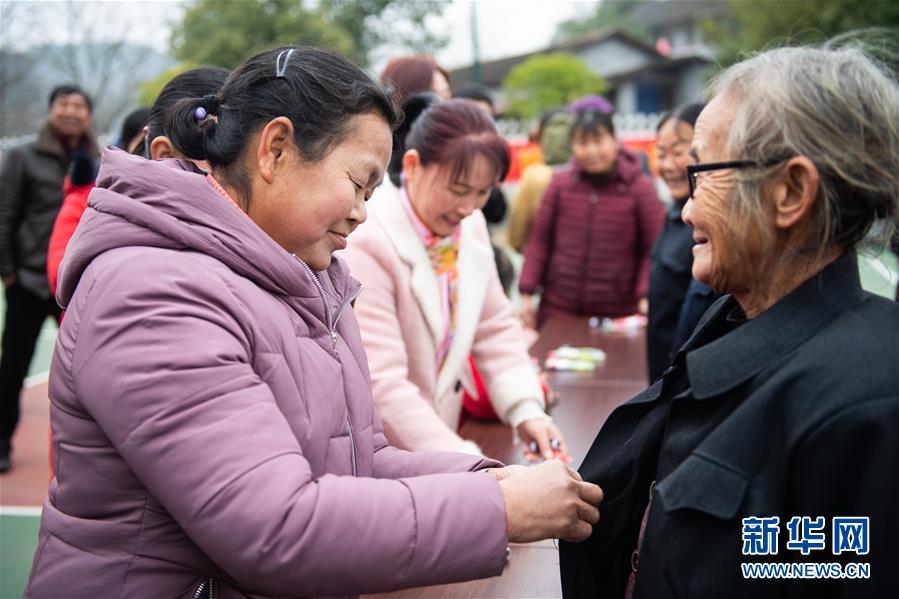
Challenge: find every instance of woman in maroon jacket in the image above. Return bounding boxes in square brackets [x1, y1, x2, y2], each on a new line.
[519, 109, 665, 328]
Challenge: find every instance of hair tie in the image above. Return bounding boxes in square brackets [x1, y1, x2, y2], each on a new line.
[276, 48, 295, 78]
[193, 94, 221, 122]
[203, 94, 220, 114]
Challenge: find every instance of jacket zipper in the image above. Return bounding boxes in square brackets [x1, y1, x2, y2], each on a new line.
[293, 254, 358, 477]
[294, 255, 337, 354]
[192, 578, 215, 599]
[346, 417, 358, 477]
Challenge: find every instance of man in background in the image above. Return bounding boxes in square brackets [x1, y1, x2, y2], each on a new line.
[0, 84, 97, 472]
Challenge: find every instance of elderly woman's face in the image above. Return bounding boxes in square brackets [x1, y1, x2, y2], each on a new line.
[251, 112, 392, 270]
[683, 95, 757, 294]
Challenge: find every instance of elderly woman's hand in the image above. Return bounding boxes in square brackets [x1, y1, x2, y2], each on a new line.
[518, 418, 572, 463]
[498, 460, 602, 543]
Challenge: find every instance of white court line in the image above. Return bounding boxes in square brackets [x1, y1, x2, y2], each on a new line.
[0, 505, 42, 516]
[23, 371, 50, 388]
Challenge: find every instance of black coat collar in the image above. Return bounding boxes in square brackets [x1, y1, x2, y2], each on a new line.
[681, 251, 864, 399]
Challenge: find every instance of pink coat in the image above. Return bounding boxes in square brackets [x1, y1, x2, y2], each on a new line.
[25, 150, 509, 598]
[340, 182, 547, 455]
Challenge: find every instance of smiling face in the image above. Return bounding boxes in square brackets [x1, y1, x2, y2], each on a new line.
[682, 94, 760, 294]
[403, 151, 497, 237]
[48, 92, 92, 142]
[571, 126, 619, 175]
[248, 112, 392, 270]
[656, 118, 695, 202]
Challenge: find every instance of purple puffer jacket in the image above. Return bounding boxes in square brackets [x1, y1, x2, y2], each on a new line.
[25, 149, 508, 598]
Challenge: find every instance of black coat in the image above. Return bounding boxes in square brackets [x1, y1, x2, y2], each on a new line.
[561, 252, 899, 598]
[647, 200, 695, 381]
[0, 123, 96, 298]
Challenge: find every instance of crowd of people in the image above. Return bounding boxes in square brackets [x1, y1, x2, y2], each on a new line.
[0, 34, 895, 598]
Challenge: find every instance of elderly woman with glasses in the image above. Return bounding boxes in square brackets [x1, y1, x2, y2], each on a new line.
[560, 40, 899, 598]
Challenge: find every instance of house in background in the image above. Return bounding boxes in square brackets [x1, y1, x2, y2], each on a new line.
[448, 0, 729, 115]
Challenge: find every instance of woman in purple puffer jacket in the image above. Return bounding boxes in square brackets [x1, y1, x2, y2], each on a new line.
[24, 47, 602, 598]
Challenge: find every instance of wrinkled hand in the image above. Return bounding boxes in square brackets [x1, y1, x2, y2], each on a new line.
[498, 460, 603, 543]
[517, 418, 571, 463]
[518, 294, 536, 329]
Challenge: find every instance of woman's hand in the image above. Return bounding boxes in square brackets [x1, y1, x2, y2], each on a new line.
[498, 460, 602, 543]
[517, 419, 571, 463]
[518, 294, 536, 329]
[637, 297, 649, 315]
[483, 464, 528, 481]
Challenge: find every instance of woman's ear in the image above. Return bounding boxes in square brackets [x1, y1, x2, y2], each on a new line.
[402, 149, 421, 183]
[771, 156, 820, 231]
[149, 136, 177, 160]
[256, 116, 295, 184]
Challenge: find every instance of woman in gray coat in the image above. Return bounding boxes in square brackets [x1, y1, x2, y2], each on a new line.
[25, 46, 602, 598]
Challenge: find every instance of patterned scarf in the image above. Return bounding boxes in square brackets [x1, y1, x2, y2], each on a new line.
[400, 187, 461, 370]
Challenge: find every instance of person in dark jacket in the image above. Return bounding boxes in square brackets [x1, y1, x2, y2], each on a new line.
[560, 41, 899, 598]
[0, 84, 97, 472]
[646, 103, 719, 381]
[518, 109, 665, 328]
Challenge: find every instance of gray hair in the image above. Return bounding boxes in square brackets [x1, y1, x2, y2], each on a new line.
[707, 34, 899, 257]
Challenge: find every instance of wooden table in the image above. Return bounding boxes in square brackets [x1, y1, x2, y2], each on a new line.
[368, 316, 650, 598]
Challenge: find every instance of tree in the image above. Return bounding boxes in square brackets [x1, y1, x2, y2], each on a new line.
[554, 0, 653, 44]
[322, 0, 448, 68]
[0, 1, 41, 136]
[171, 0, 353, 69]
[1, 1, 172, 136]
[708, 0, 899, 66]
[138, 63, 201, 107]
[502, 53, 607, 119]
[171, 0, 447, 70]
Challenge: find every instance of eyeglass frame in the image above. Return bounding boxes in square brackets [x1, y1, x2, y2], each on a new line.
[687, 158, 787, 199]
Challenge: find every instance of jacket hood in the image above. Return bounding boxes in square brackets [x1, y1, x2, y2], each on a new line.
[572, 146, 646, 184]
[57, 147, 357, 311]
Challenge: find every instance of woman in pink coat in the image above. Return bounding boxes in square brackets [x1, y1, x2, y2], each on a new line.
[25, 47, 601, 598]
[342, 95, 569, 461]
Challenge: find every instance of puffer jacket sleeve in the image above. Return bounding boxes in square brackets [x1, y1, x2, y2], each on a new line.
[370, 427, 503, 479]
[69, 254, 509, 596]
[632, 175, 665, 300]
[343, 231, 479, 453]
[518, 172, 562, 295]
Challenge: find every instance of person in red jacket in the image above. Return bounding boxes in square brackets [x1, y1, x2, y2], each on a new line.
[46, 154, 97, 300]
[518, 109, 665, 329]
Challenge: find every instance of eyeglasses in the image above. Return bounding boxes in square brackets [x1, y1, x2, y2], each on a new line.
[687, 158, 786, 199]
